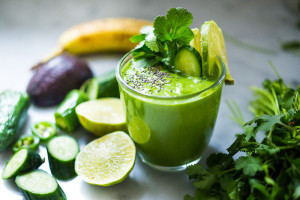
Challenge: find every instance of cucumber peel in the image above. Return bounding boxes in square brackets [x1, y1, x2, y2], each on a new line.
[16, 169, 67, 200]
[2, 148, 44, 180]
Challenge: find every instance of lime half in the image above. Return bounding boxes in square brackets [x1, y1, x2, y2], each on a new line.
[76, 98, 126, 136]
[75, 131, 136, 186]
[201, 20, 234, 84]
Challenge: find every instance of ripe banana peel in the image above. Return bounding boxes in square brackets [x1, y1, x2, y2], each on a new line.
[32, 18, 152, 69]
[59, 18, 152, 55]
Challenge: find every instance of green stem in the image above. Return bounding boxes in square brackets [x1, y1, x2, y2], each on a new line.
[218, 168, 236, 175]
[280, 122, 295, 132]
[271, 87, 280, 115]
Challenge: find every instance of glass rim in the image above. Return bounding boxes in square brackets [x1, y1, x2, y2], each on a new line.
[116, 52, 226, 100]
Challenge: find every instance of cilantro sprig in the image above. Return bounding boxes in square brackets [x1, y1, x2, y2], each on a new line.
[185, 64, 300, 200]
[130, 7, 194, 68]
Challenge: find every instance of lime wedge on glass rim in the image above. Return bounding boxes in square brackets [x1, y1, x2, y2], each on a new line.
[200, 20, 234, 84]
[190, 28, 201, 55]
[75, 131, 136, 186]
[75, 98, 126, 136]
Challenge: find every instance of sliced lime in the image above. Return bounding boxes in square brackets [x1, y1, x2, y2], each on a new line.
[75, 131, 136, 186]
[128, 117, 150, 144]
[201, 20, 234, 84]
[190, 28, 201, 55]
[76, 98, 126, 136]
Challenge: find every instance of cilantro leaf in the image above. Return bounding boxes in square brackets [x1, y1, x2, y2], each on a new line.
[130, 34, 145, 43]
[235, 156, 263, 176]
[173, 26, 194, 46]
[131, 57, 158, 68]
[153, 16, 172, 42]
[186, 164, 208, 180]
[166, 7, 193, 31]
[130, 7, 194, 68]
[154, 7, 194, 44]
[282, 88, 295, 110]
[193, 173, 216, 190]
[244, 114, 284, 134]
[145, 31, 159, 52]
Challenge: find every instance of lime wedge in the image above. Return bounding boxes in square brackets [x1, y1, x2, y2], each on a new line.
[189, 28, 201, 55]
[75, 98, 126, 136]
[128, 117, 150, 144]
[75, 131, 136, 186]
[201, 20, 234, 84]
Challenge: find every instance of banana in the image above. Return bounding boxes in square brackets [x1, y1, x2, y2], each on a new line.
[59, 18, 153, 55]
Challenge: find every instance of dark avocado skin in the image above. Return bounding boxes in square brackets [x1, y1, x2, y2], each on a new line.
[26, 54, 93, 107]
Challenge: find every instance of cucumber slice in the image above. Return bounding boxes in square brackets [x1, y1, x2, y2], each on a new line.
[16, 170, 67, 200]
[174, 45, 202, 77]
[2, 148, 44, 180]
[96, 70, 120, 98]
[80, 70, 120, 99]
[47, 135, 79, 180]
[86, 78, 99, 99]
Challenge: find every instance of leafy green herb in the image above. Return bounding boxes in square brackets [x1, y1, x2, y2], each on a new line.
[130, 7, 194, 68]
[185, 65, 300, 200]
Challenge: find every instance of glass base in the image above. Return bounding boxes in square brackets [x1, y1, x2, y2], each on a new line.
[139, 155, 201, 172]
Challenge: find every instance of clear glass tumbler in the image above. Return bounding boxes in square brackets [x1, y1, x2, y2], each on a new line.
[116, 53, 225, 172]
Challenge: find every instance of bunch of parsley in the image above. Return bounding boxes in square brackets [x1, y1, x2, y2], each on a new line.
[185, 66, 300, 200]
[130, 7, 194, 68]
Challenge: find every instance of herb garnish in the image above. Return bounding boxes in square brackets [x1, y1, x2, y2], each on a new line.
[185, 65, 300, 200]
[130, 7, 194, 68]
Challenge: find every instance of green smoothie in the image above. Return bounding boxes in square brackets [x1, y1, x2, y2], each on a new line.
[116, 7, 230, 171]
[117, 57, 225, 169]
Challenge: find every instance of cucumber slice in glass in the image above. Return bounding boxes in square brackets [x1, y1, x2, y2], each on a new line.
[174, 45, 202, 77]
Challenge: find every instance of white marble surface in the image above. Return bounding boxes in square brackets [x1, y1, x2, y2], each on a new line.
[0, 0, 299, 199]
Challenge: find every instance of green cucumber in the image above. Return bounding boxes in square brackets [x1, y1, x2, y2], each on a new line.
[16, 169, 67, 200]
[80, 70, 120, 99]
[0, 90, 30, 152]
[47, 135, 79, 180]
[55, 89, 89, 132]
[174, 45, 202, 77]
[2, 148, 44, 179]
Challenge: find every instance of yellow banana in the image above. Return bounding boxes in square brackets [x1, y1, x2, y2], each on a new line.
[59, 18, 153, 55]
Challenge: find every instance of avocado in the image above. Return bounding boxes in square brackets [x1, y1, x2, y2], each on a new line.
[26, 54, 93, 107]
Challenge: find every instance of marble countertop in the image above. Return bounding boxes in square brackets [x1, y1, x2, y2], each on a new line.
[0, 0, 299, 199]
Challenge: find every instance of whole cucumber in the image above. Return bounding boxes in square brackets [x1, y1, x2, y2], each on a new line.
[55, 89, 89, 132]
[0, 91, 30, 152]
